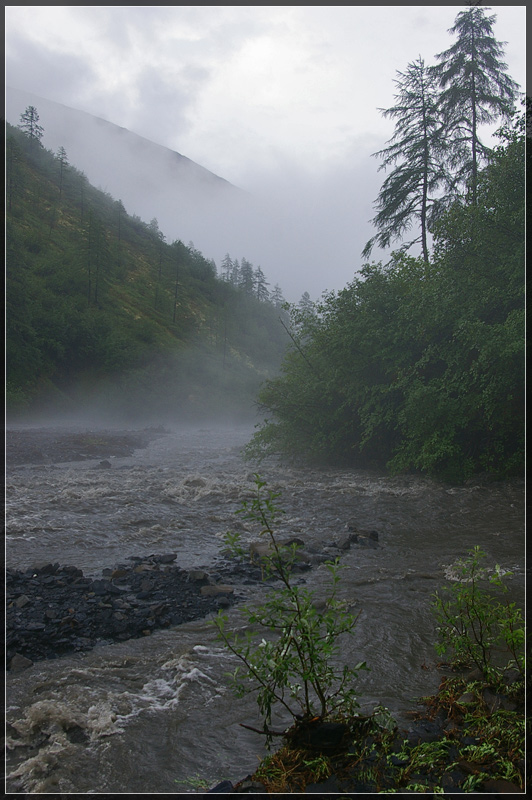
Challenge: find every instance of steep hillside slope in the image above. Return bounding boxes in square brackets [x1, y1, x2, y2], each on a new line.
[6, 87, 256, 261]
[6, 122, 289, 423]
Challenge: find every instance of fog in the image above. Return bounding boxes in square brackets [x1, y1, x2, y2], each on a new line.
[6, 87, 382, 303]
[6, 329, 279, 432]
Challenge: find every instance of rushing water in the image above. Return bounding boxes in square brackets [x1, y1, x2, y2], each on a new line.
[5, 425, 525, 793]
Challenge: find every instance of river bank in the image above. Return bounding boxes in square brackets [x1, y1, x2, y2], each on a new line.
[206, 672, 525, 794]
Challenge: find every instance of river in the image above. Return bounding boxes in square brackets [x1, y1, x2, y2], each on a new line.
[5, 424, 525, 793]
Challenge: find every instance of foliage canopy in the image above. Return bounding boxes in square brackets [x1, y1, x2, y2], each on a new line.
[249, 117, 525, 482]
[365, 7, 521, 260]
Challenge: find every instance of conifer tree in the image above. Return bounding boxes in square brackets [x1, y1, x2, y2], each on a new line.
[115, 199, 126, 242]
[220, 253, 234, 282]
[431, 5, 520, 205]
[230, 258, 241, 286]
[56, 146, 68, 199]
[363, 57, 448, 263]
[149, 217, 165, 241]
[270, 284, 286, 308]
[18, 105, 44, 145]
[298, 291, 314, 315]
[255, 266, 270, 302]
[239, 257, 255, 295]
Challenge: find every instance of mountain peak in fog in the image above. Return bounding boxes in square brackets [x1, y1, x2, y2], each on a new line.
[6, 86, 251, 254]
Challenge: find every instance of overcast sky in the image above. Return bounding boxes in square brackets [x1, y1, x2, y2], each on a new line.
[5, 5, 527, 300]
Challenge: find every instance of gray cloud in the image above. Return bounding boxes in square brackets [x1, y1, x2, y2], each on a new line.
[5, 32, 97, 107]
[128, 65, 206, 144]
[5, 6, 525, 302]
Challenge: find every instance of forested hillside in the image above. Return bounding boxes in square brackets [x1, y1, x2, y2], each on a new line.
[6, 120, 289, 422]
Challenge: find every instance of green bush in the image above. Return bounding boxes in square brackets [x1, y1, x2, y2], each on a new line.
[432, 546, 525, 683]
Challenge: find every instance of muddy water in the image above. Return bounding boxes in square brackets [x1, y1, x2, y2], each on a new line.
[5, 425, 525, 793]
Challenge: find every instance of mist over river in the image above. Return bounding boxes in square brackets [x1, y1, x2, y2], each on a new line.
[5, 425, 525, 794]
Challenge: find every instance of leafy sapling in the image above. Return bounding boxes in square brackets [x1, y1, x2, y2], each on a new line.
[214, 474, 368, 745]
[432, 546, 525, 683]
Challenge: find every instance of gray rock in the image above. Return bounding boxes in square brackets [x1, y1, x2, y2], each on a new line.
[9, 653, 33, 671]
[282, 536, 305, 548]
[232, 776, 268, 793]
[188, 569, 210, 582]
[337, 533, 359, 550]
[457, 692, 476, 705]
[153, 553, 177, 564]
[33, 562, 60, 575]
[206, 779, 234, 793]
[356, 535, 379, 549]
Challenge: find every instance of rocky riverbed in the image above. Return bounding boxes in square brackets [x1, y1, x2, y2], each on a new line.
[6, 554, 243, 669]
[6, 526, 373, 671]
[6, 531, 372, 670]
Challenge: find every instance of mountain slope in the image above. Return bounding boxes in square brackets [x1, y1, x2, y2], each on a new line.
[6, 121, 289, 424]
[6, 87, 259, 264]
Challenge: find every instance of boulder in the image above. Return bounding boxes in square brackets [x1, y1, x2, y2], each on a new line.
[9, 653, 33, 671]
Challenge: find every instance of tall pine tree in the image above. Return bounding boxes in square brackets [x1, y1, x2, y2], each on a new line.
[363, 57, 448, 263]
[18, 105, 44, 146]
[431, 5, 520, 205]
[239, 257, 255, 295]
[255, 266, 270, 302]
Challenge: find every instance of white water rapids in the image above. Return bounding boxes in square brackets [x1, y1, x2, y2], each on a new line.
[5, 425, 525, 793]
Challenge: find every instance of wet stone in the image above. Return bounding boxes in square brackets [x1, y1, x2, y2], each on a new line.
[9, 653, 34, 672]
[6, 555, 239, 667]
[206, 779, 234, 794]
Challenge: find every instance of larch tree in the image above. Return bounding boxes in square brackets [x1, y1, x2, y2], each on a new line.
[56, 146, 68, 199]
[115, 199, 126, 242]
[230, 258, 241, 286]
[431, 5, 520, 205]
[18, 105, 44, 146]
[363, 57, 448, 263]
[270, 284, 286, 308]
[83, 209, 110, 306]
[239, 257, 255, 295]
[220, 253, 234, 282]
[298, 291, 315, 315]
[255, 266, 270, 302]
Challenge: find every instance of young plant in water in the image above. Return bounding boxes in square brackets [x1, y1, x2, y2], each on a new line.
[432, 546, 525, 684]
[214, 474, 368, 745]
